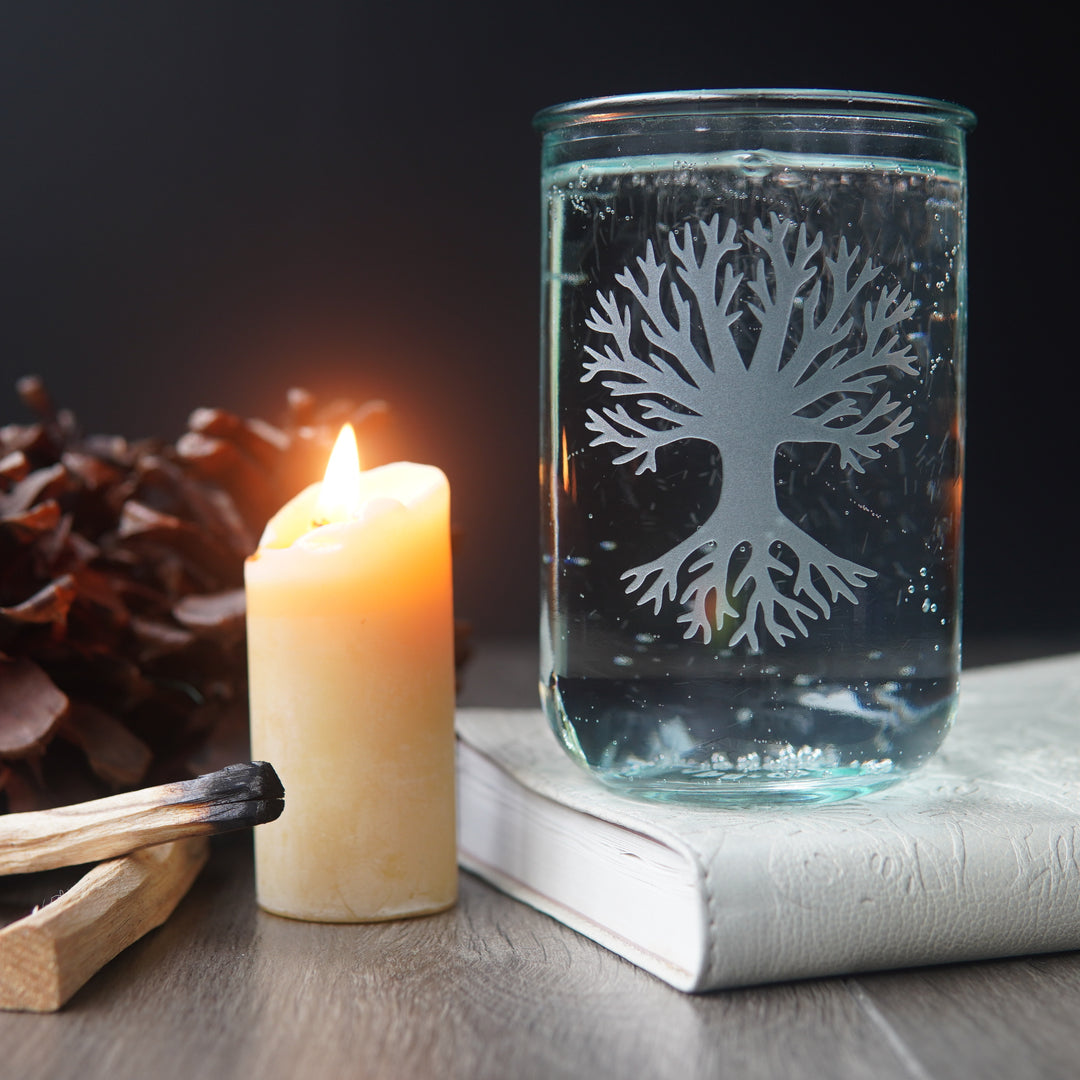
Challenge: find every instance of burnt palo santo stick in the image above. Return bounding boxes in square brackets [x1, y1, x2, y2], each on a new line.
[0, 762, 284, 876]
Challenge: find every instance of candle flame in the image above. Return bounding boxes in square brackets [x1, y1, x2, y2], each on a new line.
[314, 423, 362, 524]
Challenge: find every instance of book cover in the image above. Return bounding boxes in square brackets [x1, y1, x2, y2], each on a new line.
[456, 653, 1080, 992]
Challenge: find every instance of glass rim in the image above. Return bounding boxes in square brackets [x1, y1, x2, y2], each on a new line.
[533, 89, 977, 133]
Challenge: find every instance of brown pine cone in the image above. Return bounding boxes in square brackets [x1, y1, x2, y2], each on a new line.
[0, 377, 469, 812]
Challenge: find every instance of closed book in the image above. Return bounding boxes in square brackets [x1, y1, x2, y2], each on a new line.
[455, 653, 1080, 992]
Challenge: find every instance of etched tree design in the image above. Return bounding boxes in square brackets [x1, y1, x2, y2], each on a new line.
[583, 213, 918, 651]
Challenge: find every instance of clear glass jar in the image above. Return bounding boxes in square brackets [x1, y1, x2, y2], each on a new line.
[536, 90, 975, 803]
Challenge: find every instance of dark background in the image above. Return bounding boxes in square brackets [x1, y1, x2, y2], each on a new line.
[1, 2, 1074, 656]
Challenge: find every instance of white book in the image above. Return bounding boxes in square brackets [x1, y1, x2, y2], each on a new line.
[455, 653, 1080, 992]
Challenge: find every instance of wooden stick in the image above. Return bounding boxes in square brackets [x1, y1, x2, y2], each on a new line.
[0, 761, 283, 876]
[0, 836, 209, 1012]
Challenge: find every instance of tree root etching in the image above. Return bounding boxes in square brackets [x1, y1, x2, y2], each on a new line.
[583, 213, 917, 650]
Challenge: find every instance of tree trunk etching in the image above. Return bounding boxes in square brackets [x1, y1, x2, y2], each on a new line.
[582, 214, 918, 651]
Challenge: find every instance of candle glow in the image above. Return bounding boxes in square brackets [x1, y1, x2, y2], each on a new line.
[314, 422, 362, 524]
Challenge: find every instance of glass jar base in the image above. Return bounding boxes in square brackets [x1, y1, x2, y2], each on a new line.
[544, 671, 954, 806]
[590, 766, 909, 806]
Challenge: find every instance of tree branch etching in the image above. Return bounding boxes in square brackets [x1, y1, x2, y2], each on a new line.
[582, 213, 918, 651]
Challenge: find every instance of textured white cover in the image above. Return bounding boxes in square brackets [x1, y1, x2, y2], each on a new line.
[456, 654, 1080, 992]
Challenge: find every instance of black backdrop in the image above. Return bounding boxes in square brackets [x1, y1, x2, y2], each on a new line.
[1, 2, 1074, 651]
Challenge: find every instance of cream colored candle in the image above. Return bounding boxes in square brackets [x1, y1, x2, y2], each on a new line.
[245, 425, 457, 922]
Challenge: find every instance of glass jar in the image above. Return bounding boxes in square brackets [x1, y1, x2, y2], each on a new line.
[536, 90, 975, 803]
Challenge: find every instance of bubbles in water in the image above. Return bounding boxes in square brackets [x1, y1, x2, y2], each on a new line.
[734, 151, 774, 178]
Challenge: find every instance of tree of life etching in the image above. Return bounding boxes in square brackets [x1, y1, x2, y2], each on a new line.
[582, 213, 918, 652]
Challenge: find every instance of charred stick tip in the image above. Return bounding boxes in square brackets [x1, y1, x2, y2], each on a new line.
[173, 761, 285, 831]
[205, 798, 287, 830]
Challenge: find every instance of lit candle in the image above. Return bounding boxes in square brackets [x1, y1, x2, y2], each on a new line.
[244, 424, 457, 922]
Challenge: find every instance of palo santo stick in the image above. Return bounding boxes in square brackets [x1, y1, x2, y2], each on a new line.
[0, 761, 283, 876]
[0, 836, 209, 1012]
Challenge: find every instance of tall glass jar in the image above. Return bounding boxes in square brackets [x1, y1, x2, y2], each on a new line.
[536, 90, 974, 803]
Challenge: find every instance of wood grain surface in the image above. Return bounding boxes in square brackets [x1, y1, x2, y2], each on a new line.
[0, 834, 1077, 1080]
[0, 639, 1076, 1079]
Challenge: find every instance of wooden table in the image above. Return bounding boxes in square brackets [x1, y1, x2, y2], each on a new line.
[2, 640, 1078, 1080]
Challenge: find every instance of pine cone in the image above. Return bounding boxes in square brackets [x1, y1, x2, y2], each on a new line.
[0, 377, 469, 812]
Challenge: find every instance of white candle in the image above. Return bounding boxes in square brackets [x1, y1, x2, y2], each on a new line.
[245, 425, 457, 922]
